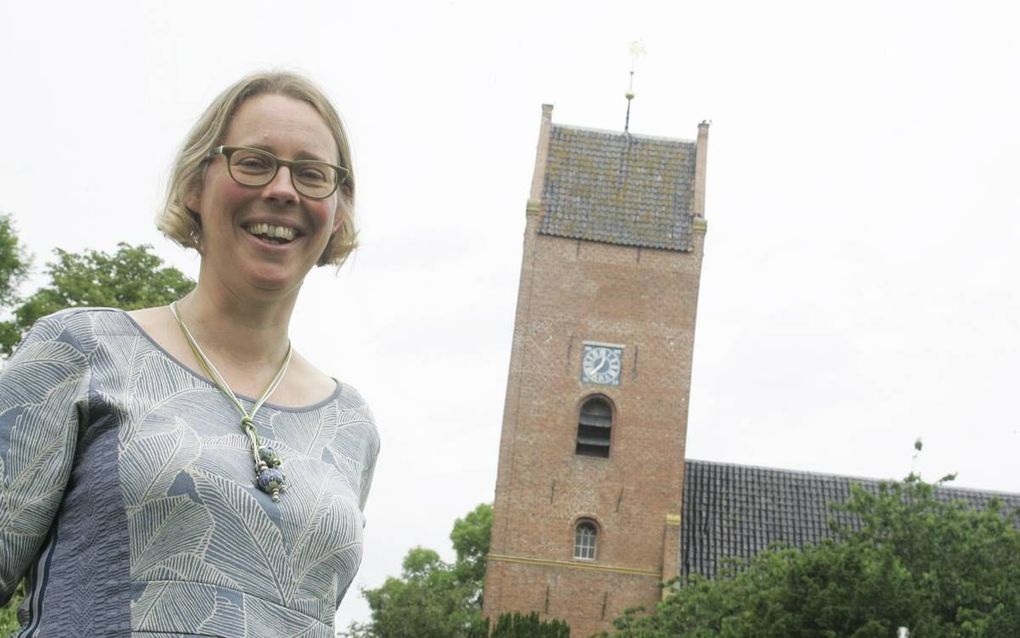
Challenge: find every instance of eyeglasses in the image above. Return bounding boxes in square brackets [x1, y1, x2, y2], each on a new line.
[209, 145, 347, 200]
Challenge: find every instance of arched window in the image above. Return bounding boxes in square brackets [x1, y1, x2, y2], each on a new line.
[575, 396, 612, 457]
[574, 521, 598, 560]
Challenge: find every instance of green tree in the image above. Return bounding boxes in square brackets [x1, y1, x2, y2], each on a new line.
[355, 546, 485, 638]
[348, 504, 493, 638]
[346, 504, 569, 638]
[0, 214, 32, 352]
[0, 214, 30, 309]
[487, 612, 570, 638]
[0, 234, 194, 635]
[0, 242, 194, 356]
[608, 473, 1020, 638]
[0, 581, 24, 637]
[451, 500, 493, 596]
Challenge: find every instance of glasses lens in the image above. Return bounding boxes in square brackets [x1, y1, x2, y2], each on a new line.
[292, 161, 339, 199]
[228, 148, 277, 186]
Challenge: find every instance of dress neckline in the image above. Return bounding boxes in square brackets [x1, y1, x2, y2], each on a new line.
[112, 308, 341, 413]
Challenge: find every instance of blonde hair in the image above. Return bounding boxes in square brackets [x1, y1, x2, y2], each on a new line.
[158, 71, 357, 266]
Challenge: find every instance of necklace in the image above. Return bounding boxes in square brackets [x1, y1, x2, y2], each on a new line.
[169, 301, 293, 501]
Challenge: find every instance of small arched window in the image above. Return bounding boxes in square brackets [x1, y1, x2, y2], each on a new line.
[575, 396, 612, 457]
[574, 521, 598, 560]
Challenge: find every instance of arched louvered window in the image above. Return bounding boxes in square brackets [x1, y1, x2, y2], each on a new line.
[575, 396, 612, 457]
[574, 521, 598, 560]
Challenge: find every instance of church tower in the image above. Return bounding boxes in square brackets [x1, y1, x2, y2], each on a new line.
[483, 105, 709, 637]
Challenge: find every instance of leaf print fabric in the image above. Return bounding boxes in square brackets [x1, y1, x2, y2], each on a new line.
[0, 309, 379, 638]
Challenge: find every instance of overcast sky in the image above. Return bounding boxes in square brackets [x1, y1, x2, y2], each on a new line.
[2, 0, 1018, 627]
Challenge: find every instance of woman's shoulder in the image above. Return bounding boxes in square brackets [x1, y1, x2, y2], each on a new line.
[35, 306, 127, 325]
[334, 378, 371, 412]
[287, 354, 373, 419]
[279, 351, 353, 410]
[16, 307, 134, 351]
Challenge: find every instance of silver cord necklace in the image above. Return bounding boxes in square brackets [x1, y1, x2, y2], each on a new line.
[169, 301, 292, 501]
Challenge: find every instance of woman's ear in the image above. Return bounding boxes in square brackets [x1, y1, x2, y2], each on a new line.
[332, 192, 350, 235]
[185, 187, 201, 217]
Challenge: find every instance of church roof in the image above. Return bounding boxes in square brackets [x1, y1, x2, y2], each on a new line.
[539, 125, 697, 251]
[680, 458, 1020, 580]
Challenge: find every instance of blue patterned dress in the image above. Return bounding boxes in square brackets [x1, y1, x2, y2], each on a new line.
[0, 309, 380, 637]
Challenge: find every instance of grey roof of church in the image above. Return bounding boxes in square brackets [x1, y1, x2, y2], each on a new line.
[539, 125, 697, 251]
[680, 458, 1020, 580]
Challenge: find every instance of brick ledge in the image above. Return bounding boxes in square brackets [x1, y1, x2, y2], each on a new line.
[487, 553, 660, 577]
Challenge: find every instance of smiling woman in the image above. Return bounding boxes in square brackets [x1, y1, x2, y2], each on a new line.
[183, 92, 348, 296]
[0, 72, 380, 638]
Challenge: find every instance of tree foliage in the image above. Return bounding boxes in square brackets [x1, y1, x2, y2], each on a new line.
[345, 503, 570, 638]
[0, 581, 24, 637]
[451, 500, 493, 591]
[0, 241, 194, 356]
[0, 214, 32, 352]
[486, 611, 570, 638]
[0, 214, 30, 310]
[608, 474, 1020, 638]
[346, 504, 492, 638]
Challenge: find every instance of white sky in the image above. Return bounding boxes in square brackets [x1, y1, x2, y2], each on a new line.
[2, 0, 1019, 627]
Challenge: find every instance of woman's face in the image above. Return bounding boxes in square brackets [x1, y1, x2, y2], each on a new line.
[188, 93, 342, 296]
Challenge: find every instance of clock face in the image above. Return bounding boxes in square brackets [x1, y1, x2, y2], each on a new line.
[581, 345, 623, 386]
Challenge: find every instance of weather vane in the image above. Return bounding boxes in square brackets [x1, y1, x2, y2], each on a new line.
[624, 40, 646, 133]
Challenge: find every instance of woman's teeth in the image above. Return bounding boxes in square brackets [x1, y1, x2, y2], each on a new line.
[246, 223, 296, 243]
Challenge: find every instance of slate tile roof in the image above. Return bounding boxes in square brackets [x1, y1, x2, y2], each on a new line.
[539, 125, 697, 251]
[680, 458, 1020, 580]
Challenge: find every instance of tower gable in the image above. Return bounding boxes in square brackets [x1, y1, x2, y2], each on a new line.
[539, 125, 697, 251]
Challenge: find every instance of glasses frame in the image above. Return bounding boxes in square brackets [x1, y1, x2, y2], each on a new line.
[209, 145, 347, 200]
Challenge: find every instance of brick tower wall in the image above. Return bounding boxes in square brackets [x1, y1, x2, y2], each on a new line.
[483, 108, 708, 637]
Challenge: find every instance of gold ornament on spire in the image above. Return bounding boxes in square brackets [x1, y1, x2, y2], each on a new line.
[625, 40, 646, 132]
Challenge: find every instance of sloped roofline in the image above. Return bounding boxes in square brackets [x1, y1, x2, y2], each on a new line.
[685, 457, 1019, 498]
[552, 121, 697, 146]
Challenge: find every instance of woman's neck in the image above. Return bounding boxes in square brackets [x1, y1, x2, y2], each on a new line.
[175, 281, 297, 372]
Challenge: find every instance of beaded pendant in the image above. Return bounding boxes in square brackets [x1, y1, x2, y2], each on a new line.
[256, 445, 287, 501]
[241, 417, 288, 502]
